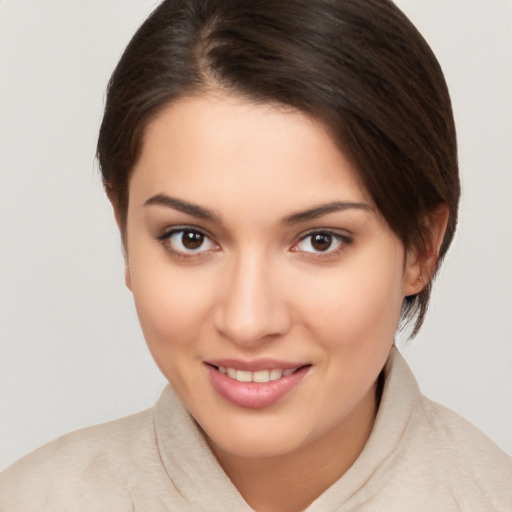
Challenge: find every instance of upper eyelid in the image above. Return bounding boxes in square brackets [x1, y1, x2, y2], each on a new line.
[296, 227, 352, 241]
[156, 226, 219, 252]
[157, 224, 215, 240]
[293, 228, 352, 249]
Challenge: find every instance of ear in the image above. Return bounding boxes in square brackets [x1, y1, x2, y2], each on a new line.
[106, 186, 132, 292]
[403, 205, 450, 297]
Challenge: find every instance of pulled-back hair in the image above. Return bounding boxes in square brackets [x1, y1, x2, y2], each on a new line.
[97, 0, 460, 335]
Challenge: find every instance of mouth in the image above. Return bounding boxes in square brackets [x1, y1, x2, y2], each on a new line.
[204, 360, 311, 409]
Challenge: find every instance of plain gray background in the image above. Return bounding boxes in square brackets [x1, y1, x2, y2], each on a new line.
[1, 0, 511, 471]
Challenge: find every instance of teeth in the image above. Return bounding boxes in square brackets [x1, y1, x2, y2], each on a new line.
[269, 369, 283, 381]
[236, 370, 252, 382]
[252, 370, 270, 383]
[218, 366, 296, 383]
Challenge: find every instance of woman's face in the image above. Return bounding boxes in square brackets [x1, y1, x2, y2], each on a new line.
[124, 93, 421, 459]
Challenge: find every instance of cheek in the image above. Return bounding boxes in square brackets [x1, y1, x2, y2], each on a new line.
[295, 249, 405, 347]
[128, 258, 214, 360]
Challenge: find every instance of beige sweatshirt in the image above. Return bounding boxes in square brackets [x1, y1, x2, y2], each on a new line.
[1, 348, 511, 511]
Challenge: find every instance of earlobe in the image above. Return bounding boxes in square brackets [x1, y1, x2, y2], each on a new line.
[124, 265, 132, 291]
[403, 249, 424, 297]
[403, 205, 450, 297]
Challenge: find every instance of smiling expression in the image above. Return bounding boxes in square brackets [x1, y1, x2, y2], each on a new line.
[123, 93, 421, 460]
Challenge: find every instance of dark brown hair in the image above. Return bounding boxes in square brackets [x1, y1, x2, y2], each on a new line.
[97, 0, 460, 335]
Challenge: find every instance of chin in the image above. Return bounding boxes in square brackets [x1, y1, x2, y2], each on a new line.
[206, 421, 307, 460]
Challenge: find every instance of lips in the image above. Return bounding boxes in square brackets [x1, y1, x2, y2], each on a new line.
[205, 359, 310, 409]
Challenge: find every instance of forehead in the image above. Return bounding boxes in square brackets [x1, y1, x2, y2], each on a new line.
[130, 93, 372, 215]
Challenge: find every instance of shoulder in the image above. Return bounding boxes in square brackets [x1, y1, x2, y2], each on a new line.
[0, 409, 158, 511]
[413, 395, 512, 509]
[368, 349, 512, 511]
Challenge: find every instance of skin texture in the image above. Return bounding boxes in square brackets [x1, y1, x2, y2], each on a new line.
[120, 93, 441, 511]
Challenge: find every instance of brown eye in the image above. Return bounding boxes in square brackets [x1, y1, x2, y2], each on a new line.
[311, 233, 333, 252]
[182, 231, 204, 250]
[163, 229, 218, 255]
[293, 231, 347, 256]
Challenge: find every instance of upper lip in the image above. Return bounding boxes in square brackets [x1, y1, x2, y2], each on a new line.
[204, 358, 309, 372]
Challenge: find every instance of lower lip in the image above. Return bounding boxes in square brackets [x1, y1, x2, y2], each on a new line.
[206, 365, 309, 409]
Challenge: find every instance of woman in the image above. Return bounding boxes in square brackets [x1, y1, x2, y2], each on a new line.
[1, 0, 510, 510]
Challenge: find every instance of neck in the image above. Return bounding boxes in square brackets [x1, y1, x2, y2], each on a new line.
[209, 381, 379, 512]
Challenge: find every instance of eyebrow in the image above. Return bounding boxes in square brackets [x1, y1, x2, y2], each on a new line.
[144, 194, 222, 223]
[282, 201, 372, 225]
[144, 194, 371, 225]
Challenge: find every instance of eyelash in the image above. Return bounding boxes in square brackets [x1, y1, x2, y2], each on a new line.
[291, 230, 352, 258]
[156, 227, 352, 260]
[156, 227, 220, 259]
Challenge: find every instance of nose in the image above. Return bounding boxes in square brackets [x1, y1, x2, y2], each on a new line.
[213, 251, 292, 346]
